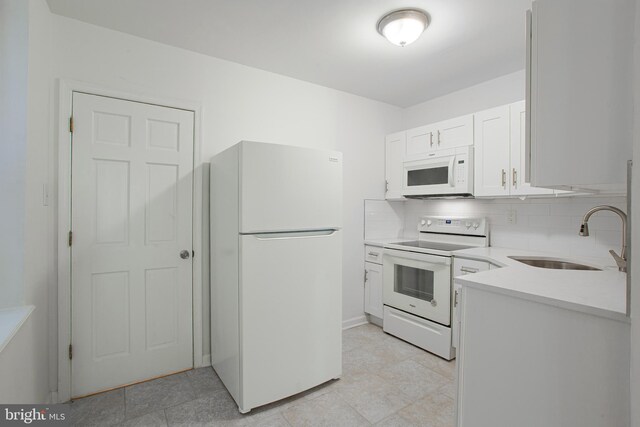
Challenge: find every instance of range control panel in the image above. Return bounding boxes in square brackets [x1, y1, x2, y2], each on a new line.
[418, 216, 488, 236]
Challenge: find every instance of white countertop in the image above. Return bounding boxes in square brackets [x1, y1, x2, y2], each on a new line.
[453, 247, 628, 322]
[364, 238, 412, 247]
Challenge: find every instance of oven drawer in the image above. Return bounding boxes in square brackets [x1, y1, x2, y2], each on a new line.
[364, 245, 383, 265]
[383, 306, 454, 360]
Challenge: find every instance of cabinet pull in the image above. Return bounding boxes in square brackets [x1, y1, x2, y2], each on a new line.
[501, 169, 507, 188]
[368, 251, 379, 257]
[429, 132, 433, 147]
[460, 266, 480, 274]
[437, 130, 441, 145]
[512, 168, 518, 188]
[364, 269, 368, 282]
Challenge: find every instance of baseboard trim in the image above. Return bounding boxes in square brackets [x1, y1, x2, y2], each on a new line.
[49, 391, 58, 404]
[342, 315, 368, 330]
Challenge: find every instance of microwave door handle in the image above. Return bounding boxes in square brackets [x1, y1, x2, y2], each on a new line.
[448, 156, 455, 187]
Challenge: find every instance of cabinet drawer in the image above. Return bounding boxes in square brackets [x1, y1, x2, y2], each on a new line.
[364, 245, 383, 264]
[453, 258, 490, 277]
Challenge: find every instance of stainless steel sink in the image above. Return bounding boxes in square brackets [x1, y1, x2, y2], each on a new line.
[508, 256, 602, 271]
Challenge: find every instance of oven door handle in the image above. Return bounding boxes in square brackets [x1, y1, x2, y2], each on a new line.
[448, 156, 455, 187]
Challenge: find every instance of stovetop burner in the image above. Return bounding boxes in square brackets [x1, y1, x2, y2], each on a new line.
[389, 240, 476, 252]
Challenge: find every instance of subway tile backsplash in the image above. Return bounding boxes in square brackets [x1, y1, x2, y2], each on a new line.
[365, 196, 627, 262]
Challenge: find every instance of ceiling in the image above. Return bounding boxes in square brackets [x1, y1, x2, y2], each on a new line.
[46, 0, 531, 107]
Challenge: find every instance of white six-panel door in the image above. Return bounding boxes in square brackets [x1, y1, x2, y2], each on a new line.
[70, 92, 194, 397]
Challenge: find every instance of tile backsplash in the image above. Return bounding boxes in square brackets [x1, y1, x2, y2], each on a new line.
[365, 196, 627, 261]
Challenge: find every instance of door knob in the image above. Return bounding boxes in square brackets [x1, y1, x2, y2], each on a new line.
[180, 250, 190, 259]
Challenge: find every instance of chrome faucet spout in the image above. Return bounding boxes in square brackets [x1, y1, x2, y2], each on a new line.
[579, 205, 627, 272]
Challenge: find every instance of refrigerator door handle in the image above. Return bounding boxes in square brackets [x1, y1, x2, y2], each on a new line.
[251, 229, 338, 240]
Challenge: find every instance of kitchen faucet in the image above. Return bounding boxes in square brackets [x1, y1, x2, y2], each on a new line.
[579, 205, 627, 272]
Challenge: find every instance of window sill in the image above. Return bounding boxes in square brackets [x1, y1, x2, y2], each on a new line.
[0, 305, 35, 354]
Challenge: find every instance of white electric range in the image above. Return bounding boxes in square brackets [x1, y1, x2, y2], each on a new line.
[382, 216, 488, 360]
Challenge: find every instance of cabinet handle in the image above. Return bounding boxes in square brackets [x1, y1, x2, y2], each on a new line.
[512, 168, 518, 188]
[429, 132, 433, 147]
[368, 251, 379, 257]
[364, 269, 368, 282]
[460, 266, 480, 274]
[437, 130, 441, 145]
[501, 169, 507, 188]
[454, 289, 460, 307]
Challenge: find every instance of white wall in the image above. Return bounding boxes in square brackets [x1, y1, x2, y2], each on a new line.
[0, 0, 28, 308]
[0, 0, 52, 403]
[630, 0, 640, 425]
[37, 9, 401, 380]
[402, 70, 525, 129]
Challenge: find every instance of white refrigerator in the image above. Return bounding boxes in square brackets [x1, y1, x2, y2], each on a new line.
[210, 141, 343, 413]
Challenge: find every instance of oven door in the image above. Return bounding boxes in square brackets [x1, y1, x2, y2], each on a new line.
[402, 152, 457, 196]
[383, 248, 452, 326]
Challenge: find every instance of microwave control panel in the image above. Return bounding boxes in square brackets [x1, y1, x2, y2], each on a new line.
[456, 159, 467, 185]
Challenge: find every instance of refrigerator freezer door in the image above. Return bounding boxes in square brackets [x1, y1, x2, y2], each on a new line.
[240, 141, 342, 233]
[239, 230, 342, 412]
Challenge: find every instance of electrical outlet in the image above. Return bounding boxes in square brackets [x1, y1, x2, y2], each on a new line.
[507, 208, 517, 224]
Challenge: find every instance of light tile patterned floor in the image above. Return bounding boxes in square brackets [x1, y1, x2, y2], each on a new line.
[69, 323, 455, 426]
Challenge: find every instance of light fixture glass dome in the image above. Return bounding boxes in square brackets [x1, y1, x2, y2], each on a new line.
[377, 9, 430, 47]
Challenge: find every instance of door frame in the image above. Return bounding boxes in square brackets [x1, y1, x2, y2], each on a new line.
[56, 79, 204, 402]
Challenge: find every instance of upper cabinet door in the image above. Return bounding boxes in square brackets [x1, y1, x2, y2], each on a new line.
[529, 0, 633, 192]
[434, 115, 473, 150]
[385, 132, 406, 200]
[474, 106, 511, 197]
[509, 101, 553, 197]
[405, 125, 435, 159]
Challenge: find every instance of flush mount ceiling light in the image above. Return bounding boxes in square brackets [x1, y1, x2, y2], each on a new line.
[377, 8, 430, 47]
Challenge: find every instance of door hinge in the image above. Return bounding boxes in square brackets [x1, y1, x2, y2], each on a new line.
[68, 231, 73, 247]
[192, 250, 195, 258]
[68, 344, 73, 360]
[69, 116, 74, 133]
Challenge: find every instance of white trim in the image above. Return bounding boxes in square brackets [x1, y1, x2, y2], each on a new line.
[56, 79, 204, 402]
[342, 315, 368, 330]
[49, 391, 59, 405]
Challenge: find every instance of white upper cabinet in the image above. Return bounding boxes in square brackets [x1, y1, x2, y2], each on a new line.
[436, 115, 474, 151]
[405, 124, 436, 159]
[473, 106, 511, 197]
[528, 0, 634, 192]
[404, 114, 473, 161]
[385, 132, 406, 200]
[509, 101, 554, 197]
[475, 102, 555, 198]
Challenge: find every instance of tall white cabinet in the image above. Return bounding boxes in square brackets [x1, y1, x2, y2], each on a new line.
[528, 0, 634, 192]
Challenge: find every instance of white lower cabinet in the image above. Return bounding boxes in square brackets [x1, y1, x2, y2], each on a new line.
[452, 258, 490, 349]
[364, 261, 383, 319]
[455, 285, 630, 427]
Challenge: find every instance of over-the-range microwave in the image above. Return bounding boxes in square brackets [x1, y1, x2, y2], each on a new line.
[402, 146, 474, 199]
